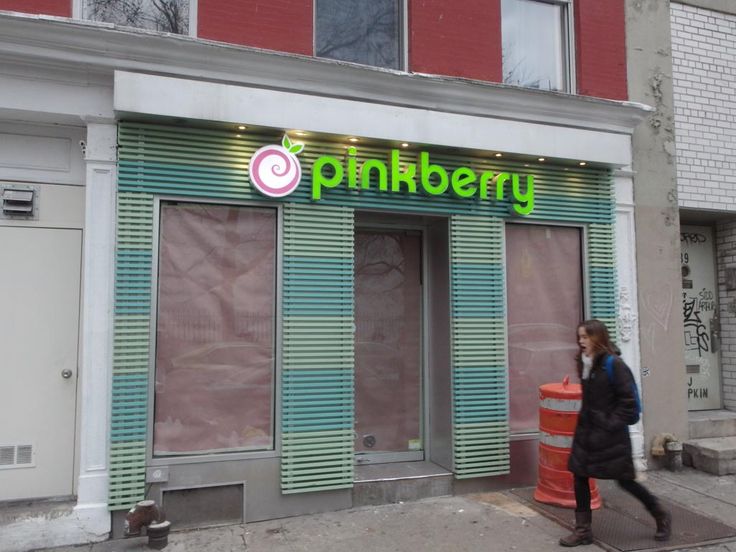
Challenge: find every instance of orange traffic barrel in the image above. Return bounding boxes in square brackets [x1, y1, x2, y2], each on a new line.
[534, 376, 602, 509]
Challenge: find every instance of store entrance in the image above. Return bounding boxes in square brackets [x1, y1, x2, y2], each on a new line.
[354, 227, 423, 464]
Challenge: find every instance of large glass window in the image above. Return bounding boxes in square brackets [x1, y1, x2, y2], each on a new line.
[153, 203, 276, 456]
[506, 224, 583, 434]
[315, 0, 402, 70]
[85, 0, 189, 34]
[502, 0, 569, 92]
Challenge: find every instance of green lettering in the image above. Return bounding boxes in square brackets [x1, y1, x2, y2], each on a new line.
[451, 167, 477, 198]
[391, 150, 417, 193]
[420, 151, 448, 195]
[479, 172, 494, 200]
[312, 156, 344, 200]
[512, 174, 535, 215]
[347, 146, 359, 189]
[361, 159, 388, 191]
[495, 172, 510, 200]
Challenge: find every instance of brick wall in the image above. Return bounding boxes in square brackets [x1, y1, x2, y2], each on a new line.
[574, 0, 627, 100]
[672, 3, 736, 211]
[198, 0, 313, 55]
[716, 221, 736, 409]
[0, 0, 70, 17]
[408, 0, 502, 82]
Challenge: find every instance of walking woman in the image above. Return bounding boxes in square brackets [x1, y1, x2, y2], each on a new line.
[559, 319, 671, 547]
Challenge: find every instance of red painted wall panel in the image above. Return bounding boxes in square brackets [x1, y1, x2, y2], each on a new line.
[409, 0, 502, 82]
[574, 0, 628, 100]
[0, 0, 70, 17]
[198, 0, 313, 56]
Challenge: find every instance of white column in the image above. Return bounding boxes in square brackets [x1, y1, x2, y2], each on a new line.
[615, 170, 646, 470]
[75, 121, 117, 530]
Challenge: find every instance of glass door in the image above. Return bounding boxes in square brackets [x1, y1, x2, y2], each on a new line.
[354, 229, 423, 464]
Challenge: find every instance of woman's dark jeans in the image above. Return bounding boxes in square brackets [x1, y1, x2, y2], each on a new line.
[574, 475, 659, 513]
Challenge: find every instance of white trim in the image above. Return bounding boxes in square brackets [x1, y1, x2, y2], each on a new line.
[615, 175, 646, 470]
[115, 71, 637, 167]
[188, 0, 197, 38]
[0, 13, 651, 135]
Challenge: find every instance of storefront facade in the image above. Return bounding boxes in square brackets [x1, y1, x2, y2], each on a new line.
[107, 70, 649, 526]
[0, 6, 651, 545]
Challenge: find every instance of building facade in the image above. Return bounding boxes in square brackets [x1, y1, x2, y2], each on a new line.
[0, 1, 653, 549]
[671, 0, 736, 414]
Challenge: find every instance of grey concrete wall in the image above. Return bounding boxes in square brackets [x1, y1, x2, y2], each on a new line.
[626, 0, 689, 460]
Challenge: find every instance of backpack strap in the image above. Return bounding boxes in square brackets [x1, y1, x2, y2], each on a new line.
[604, 354, 615, 381]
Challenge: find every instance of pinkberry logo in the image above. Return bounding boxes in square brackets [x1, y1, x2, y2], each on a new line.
[248, 134, 304, 198]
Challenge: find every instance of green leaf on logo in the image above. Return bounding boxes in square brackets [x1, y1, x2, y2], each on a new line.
[282, 134, 292, 149]
[289, 143, 305, 155]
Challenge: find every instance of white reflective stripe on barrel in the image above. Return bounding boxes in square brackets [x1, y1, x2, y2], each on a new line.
[540, 397, 581, 412]
[540, 431, 574, 448]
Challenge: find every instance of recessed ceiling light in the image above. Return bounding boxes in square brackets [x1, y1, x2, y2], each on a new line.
[348, 137, 360, 143]
[579, 161, 587, 166]
[538, 157, 546, 162]
[237, 125, 247, 130]
[294, 131, 308, 136]
[401, 142, 410, 148]
[495, 153, 503, 158]
[236, 134, 242, 138]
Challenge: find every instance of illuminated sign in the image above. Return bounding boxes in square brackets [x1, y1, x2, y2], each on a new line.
[249, 136, 535, 215]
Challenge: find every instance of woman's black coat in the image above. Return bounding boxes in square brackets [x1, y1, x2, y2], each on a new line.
[568, 352, 639, 480]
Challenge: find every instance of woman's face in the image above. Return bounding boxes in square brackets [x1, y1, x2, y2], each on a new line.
[578, 326, 592, 355]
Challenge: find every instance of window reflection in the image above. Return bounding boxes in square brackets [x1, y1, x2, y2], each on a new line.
[315, 0, 401, 70]
[85, 0, 189, 34]
[502, 0, 567, 91]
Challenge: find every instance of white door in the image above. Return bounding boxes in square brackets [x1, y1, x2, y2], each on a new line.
[681, 225, 722, 410]
[0, 226, 81, 500]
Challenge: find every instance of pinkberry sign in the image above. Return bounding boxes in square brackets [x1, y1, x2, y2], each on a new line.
[248, 135, 304, 198]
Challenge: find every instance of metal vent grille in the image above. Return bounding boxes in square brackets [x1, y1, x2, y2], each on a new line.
[0, 446, 14, 466]
[0, 445, 34, 468]
[16, 445, 33, 465]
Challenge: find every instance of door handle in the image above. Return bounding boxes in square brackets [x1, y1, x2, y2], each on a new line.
[61, 369, 73, 379]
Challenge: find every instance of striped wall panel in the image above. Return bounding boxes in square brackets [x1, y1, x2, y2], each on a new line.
[450, 216, 510, 478]
[281, 204, 355, 493]
[109, 192, 153, 509]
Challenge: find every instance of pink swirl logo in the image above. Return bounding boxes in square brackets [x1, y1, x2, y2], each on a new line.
[249, 134, 304, 198]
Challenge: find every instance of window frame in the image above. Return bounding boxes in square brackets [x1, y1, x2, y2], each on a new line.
[146, 196, 283, 467]
[501, 0, 576, 94]
[312, 0, 408, 72]
[76, 0, 197, 37]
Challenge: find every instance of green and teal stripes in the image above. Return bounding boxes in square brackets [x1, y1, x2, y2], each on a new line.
[450, 216, 510, 478]
[281, 204, 355, 493]
[110, 192, 153, 509]
[110, 122, 618, 506]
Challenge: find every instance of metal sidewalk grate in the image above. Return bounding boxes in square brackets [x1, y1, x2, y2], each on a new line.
[511, 482, 736, 552]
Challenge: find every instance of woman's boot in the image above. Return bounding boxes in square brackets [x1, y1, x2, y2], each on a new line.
[559, 510, 593, 547]
[652, 507, 671, 541]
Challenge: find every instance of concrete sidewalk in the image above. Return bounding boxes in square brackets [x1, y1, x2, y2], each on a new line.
[37, 467, 736, 552]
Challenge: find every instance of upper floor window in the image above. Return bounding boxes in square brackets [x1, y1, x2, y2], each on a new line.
[85, 0, 189, 35]
[502, 0, 571, 92]
[315, 0, 403, 70]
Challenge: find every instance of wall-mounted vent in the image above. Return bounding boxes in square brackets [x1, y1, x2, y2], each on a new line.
[0, 185, 38, 220]
[0, 444, 34, 469]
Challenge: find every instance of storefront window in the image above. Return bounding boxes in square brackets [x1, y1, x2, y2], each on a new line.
[85, 0, 189, 34]
[506, 224, 583, 434]
[501, 0, 569, 92]
[153, 203, 276, 456]
[315, 0, 402, 70]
